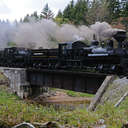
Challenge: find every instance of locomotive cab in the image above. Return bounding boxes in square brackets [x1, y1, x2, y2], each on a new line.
[58, 41, 88, 68]
[58, 41, 89, 56]
[58, 41, 90, 60]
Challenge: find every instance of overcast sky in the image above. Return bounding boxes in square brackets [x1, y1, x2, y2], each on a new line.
[0, 0, 76, 21]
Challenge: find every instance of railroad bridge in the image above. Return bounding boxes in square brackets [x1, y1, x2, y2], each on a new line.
[0, 67, 107, 98]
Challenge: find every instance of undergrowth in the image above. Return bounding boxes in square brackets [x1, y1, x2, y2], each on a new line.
[0, 86, 127, 128]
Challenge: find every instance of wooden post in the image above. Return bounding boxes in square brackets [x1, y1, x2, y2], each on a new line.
[88, 75, 115, 111]
[114, 91, 128, 107]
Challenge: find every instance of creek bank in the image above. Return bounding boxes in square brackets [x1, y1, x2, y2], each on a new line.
[31, 90, 92, 110]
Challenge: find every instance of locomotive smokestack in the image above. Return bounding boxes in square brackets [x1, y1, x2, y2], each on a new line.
[113, 30, 126, 48]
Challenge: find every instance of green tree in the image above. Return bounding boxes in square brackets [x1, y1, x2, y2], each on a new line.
[54, 17, 70, 25]
[121, 0, 128, 17]
[19, 18, 23, 23]
[40, 3, 54, 19]
[73, 0, 88, 25]
[55, 10, 70, 25]
[86, 0, 110, 24]
[56, 10, 63, 18]
[30, 11, 39, 20]
[63, 0, 75, 23]
[63, 0, 88, 25]
[121, 18, 128, 31]
[124, 2, 128, 17]
[23, 12, 40, 22]
[107, 0, 121, 23]
[23, 14, 30, 22]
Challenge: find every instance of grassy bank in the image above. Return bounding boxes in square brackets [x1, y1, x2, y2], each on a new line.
[50, 88, 94, 97]
[0, 85, 127, 128]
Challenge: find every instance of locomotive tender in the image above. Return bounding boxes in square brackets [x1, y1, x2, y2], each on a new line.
[0, 30, 128, 77]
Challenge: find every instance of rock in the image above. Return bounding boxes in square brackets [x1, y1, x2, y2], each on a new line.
[94, 119, 106, 128]
[98, 119, 105, 125]
[100, 77, 128, 104]
[12, 122, 35, 128]
[122, 123, 128, 128]
[33, 121, 62, 128]
[95, 125, 107, 128]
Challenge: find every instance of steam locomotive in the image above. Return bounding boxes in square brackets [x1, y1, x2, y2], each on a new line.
[0, 30, 127, 77]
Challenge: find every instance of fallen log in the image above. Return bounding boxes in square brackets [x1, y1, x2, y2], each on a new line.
[88, 75, 115, 111]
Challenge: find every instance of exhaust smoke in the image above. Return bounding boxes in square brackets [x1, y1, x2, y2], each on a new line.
[0, 20, 125, 49]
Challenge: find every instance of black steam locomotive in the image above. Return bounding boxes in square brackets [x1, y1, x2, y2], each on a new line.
[0, 30, 127, 77]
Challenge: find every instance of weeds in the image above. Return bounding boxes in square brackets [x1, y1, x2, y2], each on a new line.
[0, 86, 127, 127]
[66, 90, 94, 97]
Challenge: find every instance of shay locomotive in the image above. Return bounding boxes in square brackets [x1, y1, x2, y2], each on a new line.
[0, 30, 127, 77]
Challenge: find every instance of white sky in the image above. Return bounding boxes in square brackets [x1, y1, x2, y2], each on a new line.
[0, 0, 76, 21]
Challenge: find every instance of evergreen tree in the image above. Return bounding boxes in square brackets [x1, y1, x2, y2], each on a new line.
[31, 11, 39, 20]
[63, 0, 75, 23]
[40, 3, 54, 19]
[121, 0, 128, 17]
[125, 2, 128, 17]
[63, 0, 88, 25]
[74, 0, 88, 25]
[56, 10, 63, 18]
[107, 0, 121, 22]
[63, 5, 71, 19]
[120, 0, 128, 31]
[20, 18, 23, 23]
[86, 0, 110, 24]
[23, 14, 30, 22]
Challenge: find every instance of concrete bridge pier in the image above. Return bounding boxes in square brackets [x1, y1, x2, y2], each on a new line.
[0, 67, 31, 99]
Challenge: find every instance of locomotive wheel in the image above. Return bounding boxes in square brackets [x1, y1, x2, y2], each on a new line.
[5, 63, 9, 67]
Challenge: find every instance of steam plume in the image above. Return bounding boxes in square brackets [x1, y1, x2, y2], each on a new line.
[0, 20, 125, 49]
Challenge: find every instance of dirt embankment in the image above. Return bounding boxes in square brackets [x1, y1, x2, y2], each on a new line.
[33, 91, 92, 106]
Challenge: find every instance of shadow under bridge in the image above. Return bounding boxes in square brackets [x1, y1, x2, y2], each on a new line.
[26, 69, 107, 94]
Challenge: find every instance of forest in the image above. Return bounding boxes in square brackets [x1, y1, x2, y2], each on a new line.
[21, 0, 128, 31]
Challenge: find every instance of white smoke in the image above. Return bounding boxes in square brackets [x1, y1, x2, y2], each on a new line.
[0, 21, 15, 49]
[90, 22, 125, 41]
[0, 20, 125, 49]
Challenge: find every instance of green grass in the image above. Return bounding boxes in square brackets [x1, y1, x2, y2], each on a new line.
[50, 88, 94, 97]
[0, 86, 127, 127]
[65, 90, 94, 97]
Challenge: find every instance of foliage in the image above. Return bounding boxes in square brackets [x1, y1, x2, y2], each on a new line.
[0, 85, 128, 127]
[61, 0, 88, 25]
[21, 0, 128, 29]
[65, 90, 93, 97]
[40, 3, 54, 20]
[121, 17, 128, 31]
[56, 10, 63, 18]
[86, 0, 110, 24]
[30, 11, 39, 21]
[54, 17, 70, 25]
[8, 42, 16, 47]
[22, 4, 54, 22]
[107, 0, 121, 23]
[22, 11, 40, 22]
[74, 0, 88, 25]
[63, 0, 75, 24]
[23, 14, 30, 22]
[55, 0, 128, 26]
